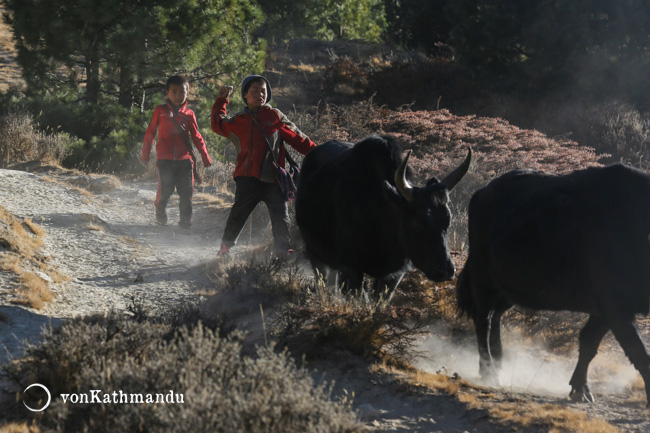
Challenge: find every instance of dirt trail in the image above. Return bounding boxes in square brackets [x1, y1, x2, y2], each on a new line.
[0, 167, 224, 365]
[1, 166, 650, 432]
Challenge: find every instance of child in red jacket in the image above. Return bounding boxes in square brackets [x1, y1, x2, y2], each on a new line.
[143, 75, 212, 229]
[211, 75, 316, 256]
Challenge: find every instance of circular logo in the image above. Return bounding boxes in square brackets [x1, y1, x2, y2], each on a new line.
[23, 383, 51, 412]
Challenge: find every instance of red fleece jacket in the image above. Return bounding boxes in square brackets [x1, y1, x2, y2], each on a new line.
[211, 97, 316, 181]
[142, 101, 212, 166]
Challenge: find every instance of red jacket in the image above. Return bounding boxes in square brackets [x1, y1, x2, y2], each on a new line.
[142, 101, 212, 166]
[211, 97, 316, 182]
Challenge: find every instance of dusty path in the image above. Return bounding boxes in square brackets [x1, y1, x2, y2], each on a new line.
[0, 167, 224, 364]
[1, 166, 650, 432]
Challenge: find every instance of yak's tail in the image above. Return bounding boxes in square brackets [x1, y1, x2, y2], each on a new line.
[455, 257, 475, 319]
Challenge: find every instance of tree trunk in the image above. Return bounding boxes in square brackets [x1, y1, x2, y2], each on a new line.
[118, 62, 137, 108]
[85, 50, 100, 105]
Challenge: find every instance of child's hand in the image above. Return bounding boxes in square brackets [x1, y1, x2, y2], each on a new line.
[218, 85, 233, 99]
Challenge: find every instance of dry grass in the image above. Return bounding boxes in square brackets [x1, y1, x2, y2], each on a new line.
[0, 254, 22, 274]
[287, 62, 319, 73]
[0, 423, 41, 433]
[378, 363, 619, 433]
[41, 176, 93, 197]
[457, 392, 619, 433]
[0, 207, 42, 260]
[0, 205, 67, 309]
[194, 192, 229, 209]
[14, 272, 54, 310]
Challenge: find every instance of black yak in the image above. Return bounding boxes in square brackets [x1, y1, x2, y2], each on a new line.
[457, 164, 650, 404]
[296, 134, 471, 300]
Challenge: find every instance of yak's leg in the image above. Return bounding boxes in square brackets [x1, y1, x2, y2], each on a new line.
[569, 314, 609, 403]
[486, 302, 510, 372]
[338, 267, 364, 297]
[475, 310, 497, 384]
[308, 255, 335, 286]
[607, 315, 650, 406]
[371, 272, 405, 303]
[474, 299, 510, 385]
[475, 309, 501, 384]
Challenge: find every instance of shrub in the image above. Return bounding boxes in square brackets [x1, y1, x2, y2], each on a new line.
[288, 98, 382, 144]
[564, 100, 649, 169]
[5, 313, 365, 433]
[370, 57, 481, 113]
[322, 58, 371, 97]
[272, 277, 428, 366]
[203, 256, 428, 366]
[0, 111, 79, 167]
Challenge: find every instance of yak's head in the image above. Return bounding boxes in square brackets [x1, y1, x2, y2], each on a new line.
[383, 148, 471, 282]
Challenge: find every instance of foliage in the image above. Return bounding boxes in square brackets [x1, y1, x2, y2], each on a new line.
[368, 56, 481, 113]
[448, 0, 650, 99]
[383, 0, 455, 55]
[258, 0, 386, 43]
[2, 0, 264, 108]
[5, 314, 365, 433]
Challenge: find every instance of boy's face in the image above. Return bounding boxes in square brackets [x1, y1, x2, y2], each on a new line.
[244, 81, 267, 110]
[166, 83, 188, 107]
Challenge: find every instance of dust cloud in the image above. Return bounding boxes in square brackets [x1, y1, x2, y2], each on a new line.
[415, 323, 640, 398]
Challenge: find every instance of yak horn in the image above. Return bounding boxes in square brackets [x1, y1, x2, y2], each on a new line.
[440, 147, 472, 191]
[395, 150, 414, 202]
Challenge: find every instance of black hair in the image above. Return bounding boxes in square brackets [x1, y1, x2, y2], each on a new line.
[242, 77, 265, 98]
[166, 75, 189, 90]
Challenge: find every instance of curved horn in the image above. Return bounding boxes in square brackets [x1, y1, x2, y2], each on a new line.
[440, 147, 472, 191]
[395, 150, 414, 202]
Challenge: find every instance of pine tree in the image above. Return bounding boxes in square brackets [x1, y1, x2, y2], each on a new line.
[2, 0, 265, 107]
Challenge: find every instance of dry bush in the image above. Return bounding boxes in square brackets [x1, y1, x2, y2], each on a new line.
[554, 100, 650, 169]
[0, 111, 74, 167]
[370, 57, 481, 113]
[288, 98, 381, 145]
[370, 109, 603, 181]
[273, 277, 429, 366]
[197, 159, 236, 193]
[4, 314, 364, 433]
[322, 58, 371, 97]
[207, 255, 305, 300]
[396, 272, 468, 326]
[205, 256, 428, 366]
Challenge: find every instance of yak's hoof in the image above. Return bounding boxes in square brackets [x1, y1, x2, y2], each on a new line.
[569, 385, 595, 403]
[479, 368, 501, 387]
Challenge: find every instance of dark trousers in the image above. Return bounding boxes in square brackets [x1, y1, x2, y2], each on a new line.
[155, 159, 194, 225]
[221, 176, 291, 252]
